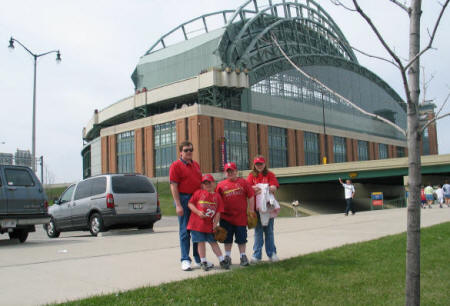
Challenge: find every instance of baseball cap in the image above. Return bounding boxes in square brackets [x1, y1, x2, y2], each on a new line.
[224, 162, 237, 171]
[253, 157, 266, 164]
[201, 174, 215, 183]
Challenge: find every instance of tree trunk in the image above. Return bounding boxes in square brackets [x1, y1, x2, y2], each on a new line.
[406, 1, 422, 305]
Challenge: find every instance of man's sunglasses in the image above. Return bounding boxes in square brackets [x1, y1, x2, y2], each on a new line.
[183, 148, 194, 152]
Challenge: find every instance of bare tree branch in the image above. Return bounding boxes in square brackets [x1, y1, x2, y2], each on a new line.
[351, 0, 412, 105]
[350, 45, 400, 67]
[421, 92, 450, 131]
[404, 0, 450, 70]
[389, 0, 411, 13]
[271, 33, 407, 136]
[329, 0, 357, 11]
[422, 112, 450, 132]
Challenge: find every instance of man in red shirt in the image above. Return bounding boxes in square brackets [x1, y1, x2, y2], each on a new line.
[169, 141, 203, 271]
[216, 162, 255, 266]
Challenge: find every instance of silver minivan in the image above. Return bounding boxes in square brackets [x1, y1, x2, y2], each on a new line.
[45, 174, 161, 237]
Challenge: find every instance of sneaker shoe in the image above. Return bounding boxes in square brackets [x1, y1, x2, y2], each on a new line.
[181, 260, 192, 271]
[344, 213, 348, 216]
[224, 255, 232, 266]
[351, 212, 356, 215]
[200, 262, 210, 271]
[193, 261, 214, 269]
[220, 260, 230, 270]
[270, 254, 280, 262]
[240, 255, 249, 266]
[250, 256, 261, 264]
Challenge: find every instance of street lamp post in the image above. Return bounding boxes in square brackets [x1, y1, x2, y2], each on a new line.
[8, 37, 61, 172]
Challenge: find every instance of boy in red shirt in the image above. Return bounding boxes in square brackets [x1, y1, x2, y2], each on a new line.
[187, 174, 230, 271]
[216, 162, 255, 267]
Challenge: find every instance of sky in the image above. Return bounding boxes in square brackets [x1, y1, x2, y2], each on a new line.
[1, 0, 449, 184]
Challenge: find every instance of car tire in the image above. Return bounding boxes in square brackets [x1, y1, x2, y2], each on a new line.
[45, 218, 60, 238]
[137, 222, 154, 230]
[89, 213, 104, 236]
[9, 229, 29, 243]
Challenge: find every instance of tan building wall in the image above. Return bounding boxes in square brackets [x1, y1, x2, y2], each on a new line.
[352, 139, 358, 161]
[374, 143, 379, 160]
[188, 115, 213, 173]
[427, 113, 438, 154]
[108, 135, 117, 173]
[258, 124, 269, 165]
[101, 136, 108, 174]
[176, 118, 187, 150]
[295, 130, 305, 166]
[326, 135, 334, 164]
[144, 126, 154, 177]
[369, 142, 375, 160]
[287, 129, 296, 167]
[346, 138, 353, 162]
[213, 118, 225, 172]
[248, 123, 258, 169]
[134, 128, 144, 174]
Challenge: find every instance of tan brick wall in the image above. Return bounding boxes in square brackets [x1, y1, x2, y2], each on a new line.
[188, 115, 212, 173]
[326, 135, 334, 164]
[108, 135, 117, 173]
[352, 139, 358, 161]
[258, 124, 269, 165]
[427, 113, 438, 154]
[144, 126, 154, 177]
[388, 145, 394, 159]
[374, 143, 379, 160]
[295, 130, 305, 166]
[248, 123, 258, 169]
[176, 118, 187, 151]
[213, 118, 225, 172]
[369, 142, 375, 160]
[101, 136, 108, 174]
[346, 138, 353, 162]
[287, 129, 296, 167]
[134, 128, 144, 174]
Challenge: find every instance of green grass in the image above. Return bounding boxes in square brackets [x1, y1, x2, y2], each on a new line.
[45, 186, 69, 205]
[57, 222, 450, 305]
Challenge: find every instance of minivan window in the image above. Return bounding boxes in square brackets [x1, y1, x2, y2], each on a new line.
[112, 176, 155, 194]
[60, 185, 75, 203]
[90, 177, 106, 196]
[74, 180, 91, 200]
[5, 169, 35, 187]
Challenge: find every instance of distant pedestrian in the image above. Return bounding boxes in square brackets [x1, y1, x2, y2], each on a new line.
[169, 141, 203, 271]
[435, 185, 444, 208]
[420, 186, 426, 208]
[187, 174, 229, 271]
[247, 155, 280, 263]
[339, 177, 355, 216]
[216, 162, 255, 267]
[424, 184, 434, 208]
[443, 180, 450, 205]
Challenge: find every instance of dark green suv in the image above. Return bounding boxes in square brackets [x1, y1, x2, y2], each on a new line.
[0, 165, 49, 243]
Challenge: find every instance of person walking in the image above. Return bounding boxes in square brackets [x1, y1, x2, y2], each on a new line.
[443, 180, 450, 205]
[424, 184, 434, 209]
[247, 155, 280, 263]
[169, 140, 205, 271]
[435, 185, 444, 208]
[339, 177, 355, 216]
[216, 162, 255, 267]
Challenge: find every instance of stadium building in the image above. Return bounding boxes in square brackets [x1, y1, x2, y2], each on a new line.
[81, 0, 438, 179]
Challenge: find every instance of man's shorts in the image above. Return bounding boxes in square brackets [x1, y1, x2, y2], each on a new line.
[425, 194, 434, 201]
[445, 194, 450, 199]
[191, 230, 215, 243]
[220, 219, 247, 244]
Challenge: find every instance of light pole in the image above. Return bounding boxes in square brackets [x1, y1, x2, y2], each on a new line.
[8, 37, 61, 172]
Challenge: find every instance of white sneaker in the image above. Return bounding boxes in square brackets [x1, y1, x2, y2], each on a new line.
[193, 261, 214, 269]
[181, 260, 192, 271]
[250, 256, 261, 263]
[270, 254, 279, 262]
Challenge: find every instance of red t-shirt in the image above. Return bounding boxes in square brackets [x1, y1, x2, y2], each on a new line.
[169, 158, 202, 194]
[187, 189, 224, 233]
[216, 178, 254, 226]
[246, 171, 279, 187]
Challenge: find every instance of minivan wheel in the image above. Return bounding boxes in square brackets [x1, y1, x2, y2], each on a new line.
[45, 219, 60, 238]
[89, 213, 104, 236]
[9, 229, 29, 243]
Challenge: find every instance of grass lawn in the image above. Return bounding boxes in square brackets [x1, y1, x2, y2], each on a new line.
[58, 222, 450, 305]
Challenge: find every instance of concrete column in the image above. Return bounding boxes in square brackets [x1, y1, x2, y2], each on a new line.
[144, 126, 154, 177]
[287, 129, 296, 167]
[101, 136, 108, 174]
[295, 130, 305, 166]
[352, 139, 358, 161]
[248, 122, 258, 169]
[213, 118, 225, 173]
[134, 128, 144, 174]
[108, 135, 117, 173]
[188, 115, 212, 173]
[176, 118, 187, 150]
[258, 124, 269, 165]
[346, 138, 353, 162]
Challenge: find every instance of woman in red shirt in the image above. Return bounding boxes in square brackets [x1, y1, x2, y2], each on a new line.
[247, 155, 280, 262]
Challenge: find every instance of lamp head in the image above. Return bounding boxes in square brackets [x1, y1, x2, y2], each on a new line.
[56, 50, 61, 63]
[8, 37, 14, 50]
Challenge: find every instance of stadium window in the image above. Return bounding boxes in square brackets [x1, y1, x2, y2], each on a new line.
[224, 120, 249, 170]
[397, 146, 405, 157]
[333, 136, 347, 163]
[154, 121, 177, 176]
[357, 140, 369, 161]
[304, 131, 320, 165]
[379, 143, 388, 159]
[117, 130, 135, 173]
[268, 126, 287, 168]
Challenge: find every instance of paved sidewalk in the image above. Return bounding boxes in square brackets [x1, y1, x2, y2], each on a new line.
[0, 207, 449, 305]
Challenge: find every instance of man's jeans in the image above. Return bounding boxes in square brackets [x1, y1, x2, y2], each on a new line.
[177, 193, 200, 263]
[253, 213, 276, 259]
[345, 198, 355, 214]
